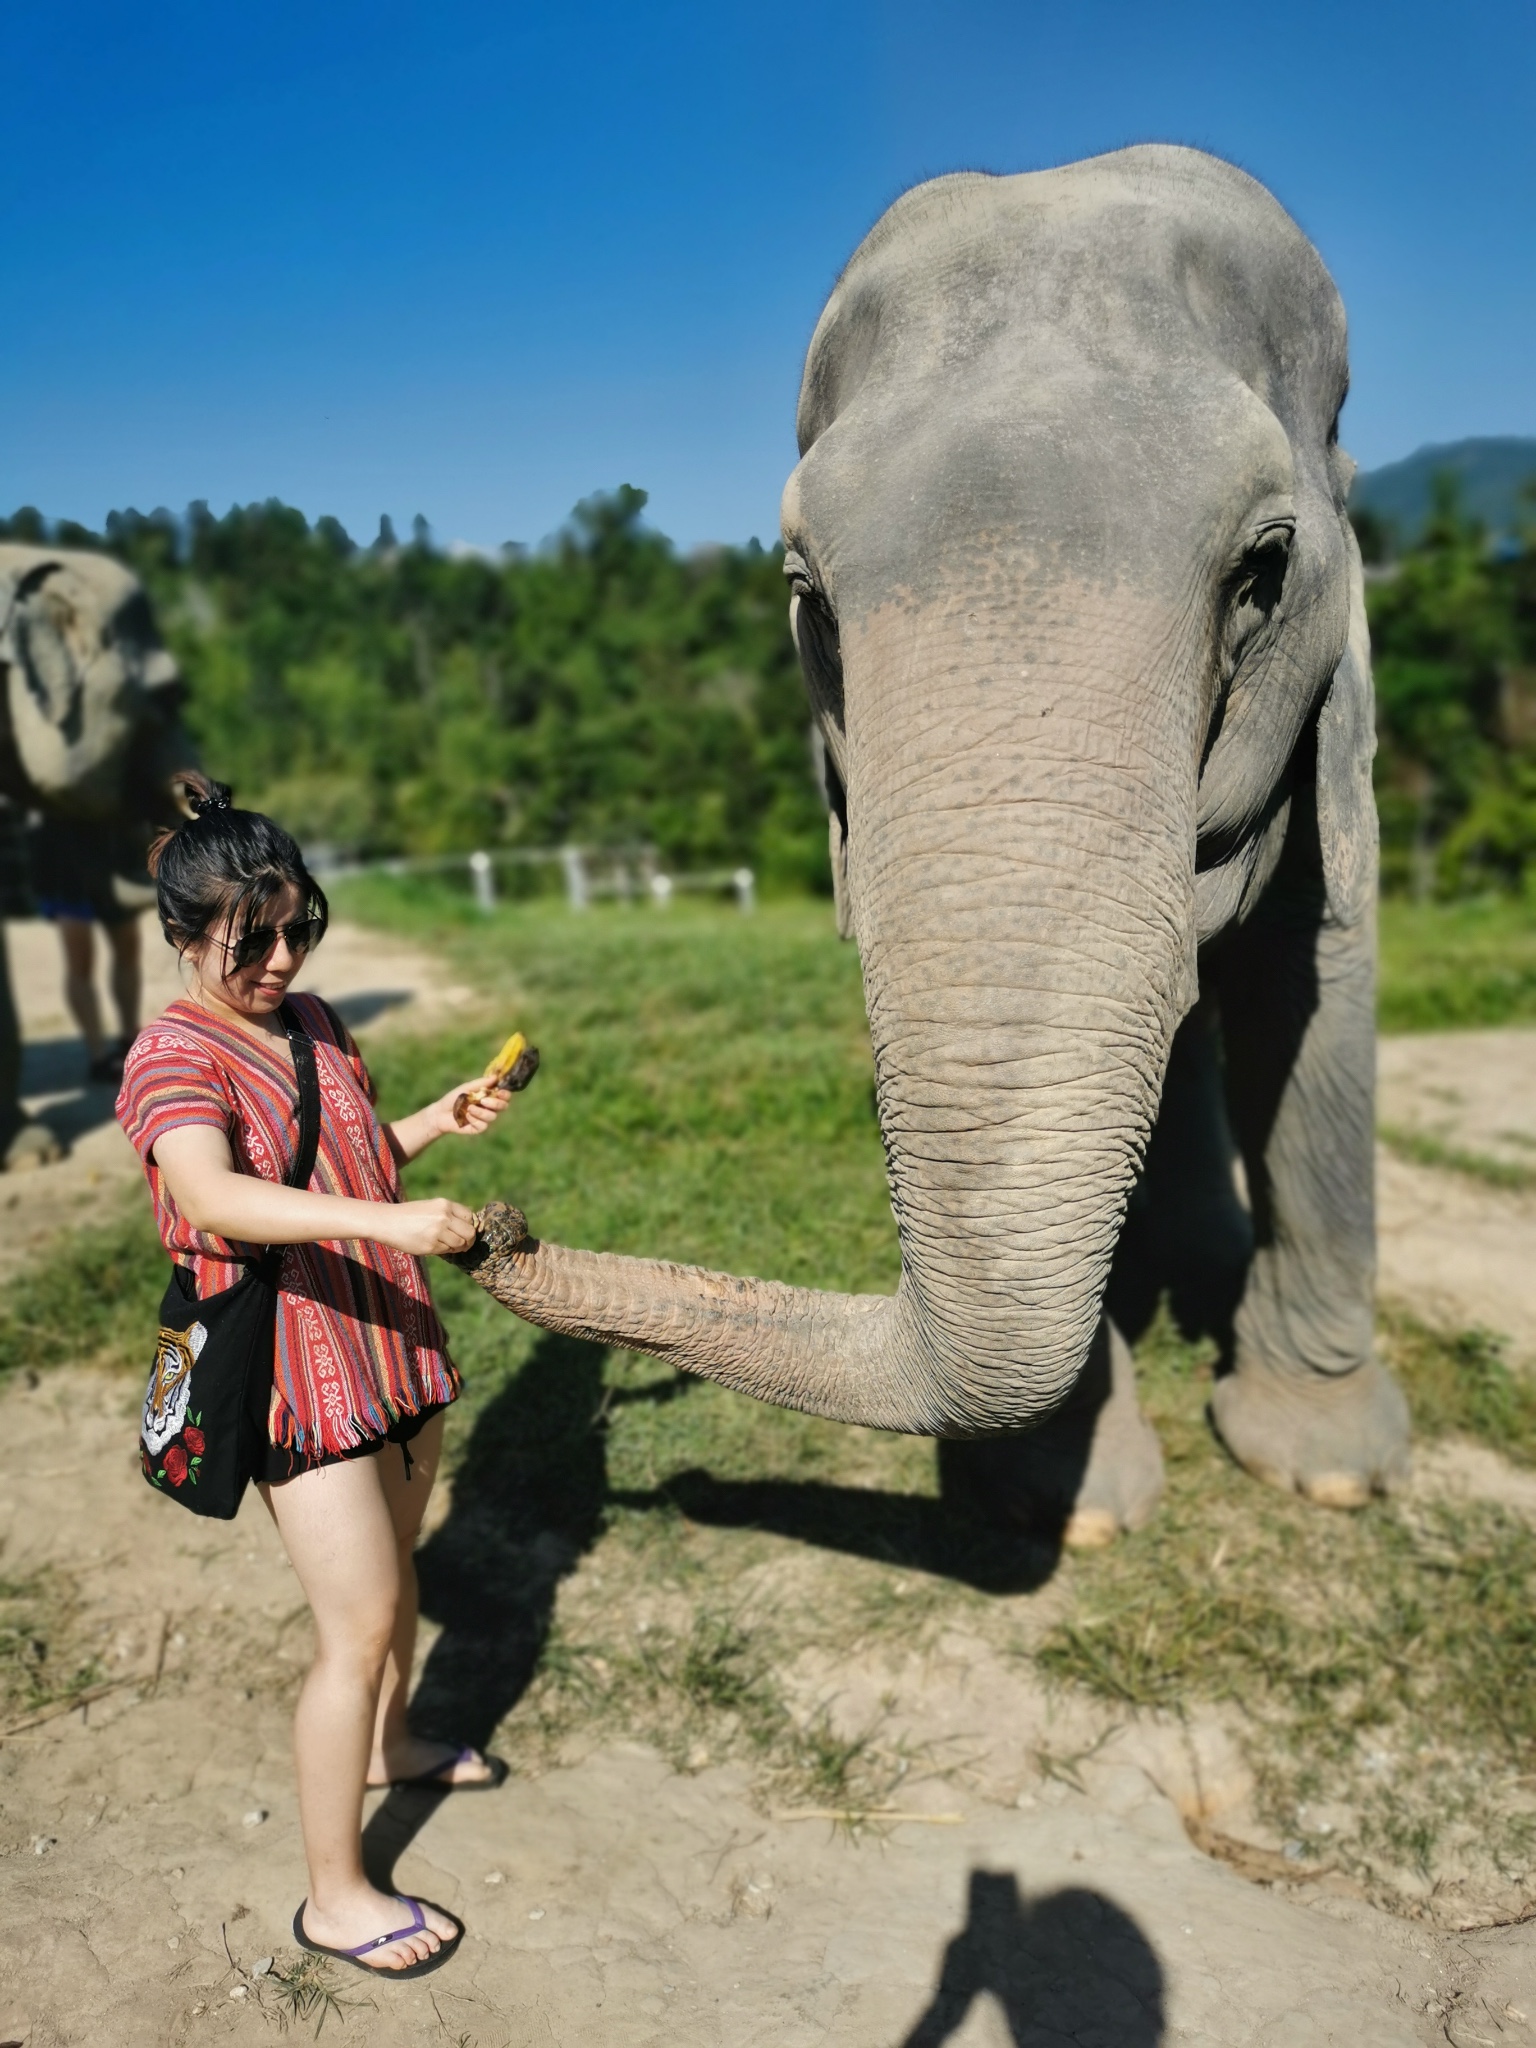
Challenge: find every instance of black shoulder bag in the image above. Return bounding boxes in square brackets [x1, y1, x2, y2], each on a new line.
[140, 1005, 321, 1519]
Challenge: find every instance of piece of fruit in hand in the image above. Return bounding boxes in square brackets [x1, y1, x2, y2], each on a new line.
[452, 1030, 540, 1126]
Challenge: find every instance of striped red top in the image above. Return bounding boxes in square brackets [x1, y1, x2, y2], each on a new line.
[117, 991, 459, 1458]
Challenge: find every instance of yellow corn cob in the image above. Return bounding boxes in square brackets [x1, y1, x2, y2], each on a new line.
[452, 1029, 539, 1125]
[483, 1031, 527, 1084]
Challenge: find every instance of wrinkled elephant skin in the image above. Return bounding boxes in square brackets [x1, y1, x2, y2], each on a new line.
[465, 147, 1409, 1535]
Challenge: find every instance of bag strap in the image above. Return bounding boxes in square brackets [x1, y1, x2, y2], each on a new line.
[279, 1002, 322, 1194]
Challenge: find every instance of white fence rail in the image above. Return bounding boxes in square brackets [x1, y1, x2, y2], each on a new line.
[306, 843, 755, 914]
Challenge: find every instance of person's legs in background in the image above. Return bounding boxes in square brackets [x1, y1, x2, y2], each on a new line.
[104, 914, 142, 1051]
[57, 916, 111, 1075]
[31, 812, 146, 1082]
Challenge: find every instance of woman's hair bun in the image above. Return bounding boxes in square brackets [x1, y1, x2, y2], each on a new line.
[187, 777, 233, 818]
[147, 770, 237, 878]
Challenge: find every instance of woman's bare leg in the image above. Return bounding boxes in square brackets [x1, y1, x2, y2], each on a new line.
[367, 1413, 494, 1787]
[260, 1454, 459, 1969]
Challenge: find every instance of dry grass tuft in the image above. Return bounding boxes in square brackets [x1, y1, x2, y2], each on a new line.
[0, 1564, 104, 1727]
[264, 1951, 359, 2035]
[508, 1600, 905, 1813]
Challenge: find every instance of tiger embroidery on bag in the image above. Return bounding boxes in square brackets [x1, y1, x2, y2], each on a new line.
[143, 1319, 207, 1454]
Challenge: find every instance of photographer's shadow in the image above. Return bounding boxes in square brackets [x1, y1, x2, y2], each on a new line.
[902, 1872, 1164, 2046]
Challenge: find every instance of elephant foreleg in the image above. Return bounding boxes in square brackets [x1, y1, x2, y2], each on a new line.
[1207, 851, 1408, 1505]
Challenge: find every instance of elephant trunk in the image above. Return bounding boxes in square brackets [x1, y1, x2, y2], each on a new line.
[464, 584, 1199, 1434]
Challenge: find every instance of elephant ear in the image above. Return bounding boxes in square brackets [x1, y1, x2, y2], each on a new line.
[1314, 526, 1378, 929]
[2, 565, 63, 794]
[1, 559, 85, 797]
[0, 557, 135, 806]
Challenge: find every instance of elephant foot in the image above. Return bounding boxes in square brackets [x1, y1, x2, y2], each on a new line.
[1210, 1353, 1410, 1507]
[939, 1320, 1165, 1546]
[2, 1119, 62, 1172]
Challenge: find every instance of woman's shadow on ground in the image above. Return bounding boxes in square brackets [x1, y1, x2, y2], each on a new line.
[362, 1327, 1069, 1885]
[363, 1330, 608, 1882]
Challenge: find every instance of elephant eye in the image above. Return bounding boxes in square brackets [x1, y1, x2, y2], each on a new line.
[783, 549, 845, 734]
[782, 547, 833, 620]
[1222, 524, 1291, 668]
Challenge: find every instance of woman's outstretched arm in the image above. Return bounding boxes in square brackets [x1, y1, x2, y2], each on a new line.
[153, 1124, 477, 1257]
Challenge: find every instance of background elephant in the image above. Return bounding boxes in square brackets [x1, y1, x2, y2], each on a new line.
[0, 544, 195, 1167]
[463, 144, 1409, 1539]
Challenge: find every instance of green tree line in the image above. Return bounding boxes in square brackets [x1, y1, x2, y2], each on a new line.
[0, 489, 830, 892]
[1365, 480, 1536, 897]
[3, 475, 1534, 899]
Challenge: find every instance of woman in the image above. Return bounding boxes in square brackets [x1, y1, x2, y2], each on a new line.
[118, 775, 509, 1979]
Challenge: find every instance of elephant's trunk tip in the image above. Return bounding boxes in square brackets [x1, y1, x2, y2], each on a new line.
[451, 1198, 532, 1278]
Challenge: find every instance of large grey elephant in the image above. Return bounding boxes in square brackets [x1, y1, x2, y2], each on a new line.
[0, 544, 194, 1167]
[461, 145, 1409, 1537]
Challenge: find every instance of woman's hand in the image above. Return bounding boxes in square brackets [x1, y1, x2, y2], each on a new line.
[375, 1197, 480, 1258]
[384, 1081, 513, 1165]
[437, 1079, 513, 1138]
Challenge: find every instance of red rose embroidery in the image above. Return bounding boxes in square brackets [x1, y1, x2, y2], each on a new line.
[183, 1425, 205, 1457]
[163, 1443, 189, 1486]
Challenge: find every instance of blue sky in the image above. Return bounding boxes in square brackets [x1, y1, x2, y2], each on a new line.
[5, 1, 1532, 550]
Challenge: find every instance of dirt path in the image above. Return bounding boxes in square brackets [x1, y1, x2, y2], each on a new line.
[1377, 1027, 1536, 1361]
[3, 923, 1536, 2043]
[1378, 1027, 1536, 1178]
[1377, 1146, 1536, 1361]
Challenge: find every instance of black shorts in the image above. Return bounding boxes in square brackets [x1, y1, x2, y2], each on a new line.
[262, 1403, 447, 1486]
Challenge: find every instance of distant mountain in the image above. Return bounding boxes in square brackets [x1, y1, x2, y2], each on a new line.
[1351, 437, 1536, 549]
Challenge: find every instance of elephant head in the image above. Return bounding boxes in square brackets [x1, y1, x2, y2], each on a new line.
[0, 544, 192, 825]
[466, 146, 1375, 1436]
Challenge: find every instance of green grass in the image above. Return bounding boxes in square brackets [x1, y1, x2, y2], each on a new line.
[339, 881, 900, 1295]
[1377, 1122, 1536, 1191]
[522, 1604, 890, 1807]
[0, 1202, 166, 1384]
[1379, 1310, 1536, 1466]
[1378, 895, 1536, 1032]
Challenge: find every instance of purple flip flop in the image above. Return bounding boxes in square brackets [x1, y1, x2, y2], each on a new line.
[383, 1744, 509, 1793]
[292, 1895, 463, 1978]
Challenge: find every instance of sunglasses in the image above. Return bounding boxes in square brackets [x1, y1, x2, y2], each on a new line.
[215, 918, 325, 973]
